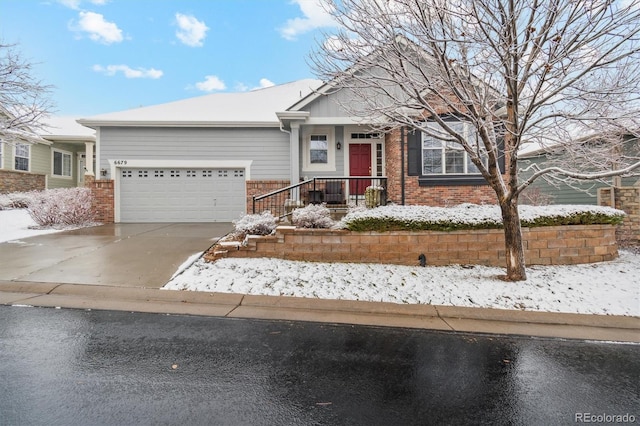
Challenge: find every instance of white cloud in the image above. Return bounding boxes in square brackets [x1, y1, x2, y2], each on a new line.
[195, 75, 226, 92]
[256, 78, 275, 89]
[72, 11, 123, 44]
[58, 0, 109, 9]
[234, 78, 276, 92]
[280, 0, 335, 41]
[93, 64, 163, 79]
[175, 13, 209, 47]
[58, 0, 82, 9]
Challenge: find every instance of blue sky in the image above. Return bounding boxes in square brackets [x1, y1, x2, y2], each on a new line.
[0, 0, 336, 117]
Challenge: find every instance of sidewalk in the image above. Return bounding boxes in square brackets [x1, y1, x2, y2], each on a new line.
[1, 280, 638, 343]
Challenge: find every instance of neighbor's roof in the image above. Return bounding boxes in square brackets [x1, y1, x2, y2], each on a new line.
[40, 116, 96, 142]
[77, 79, 323, 128]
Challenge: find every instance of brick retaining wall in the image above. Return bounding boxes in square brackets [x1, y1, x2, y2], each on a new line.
[208, 224, 618, 267]
[0, 169, 46, 193]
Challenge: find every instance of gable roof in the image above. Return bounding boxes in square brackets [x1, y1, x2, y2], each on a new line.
[78, 79, 323, 129]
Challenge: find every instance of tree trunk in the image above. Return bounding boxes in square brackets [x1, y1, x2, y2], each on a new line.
[499, 199, 527, 281]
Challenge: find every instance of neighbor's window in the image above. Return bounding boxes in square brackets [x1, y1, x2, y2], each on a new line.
[309, 134, 328, 164]
[422, 121, 483, 175]
[53, 150, 72, 177]
[14, 143, 30, 171]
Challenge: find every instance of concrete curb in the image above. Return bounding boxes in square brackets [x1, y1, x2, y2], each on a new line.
[1, 281, 638, 343]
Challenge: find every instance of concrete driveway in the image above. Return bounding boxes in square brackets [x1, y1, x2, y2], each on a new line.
[0, 223, 233, 288]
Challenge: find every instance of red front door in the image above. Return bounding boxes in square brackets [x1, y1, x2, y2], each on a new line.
[349, 143, 372, 195]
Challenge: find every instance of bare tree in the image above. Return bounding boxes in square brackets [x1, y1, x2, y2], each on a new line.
[311, 0, 640, 280]
[0, 41, 54, 144]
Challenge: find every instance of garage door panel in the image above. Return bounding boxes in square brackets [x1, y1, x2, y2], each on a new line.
[119, 168, 245, 223]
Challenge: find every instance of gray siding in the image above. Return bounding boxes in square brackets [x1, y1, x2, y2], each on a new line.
[305, 90, 355, 118]
[299, 126, 346, 178]
[520, 156, 639, 205]
[519, 137, 640, 205]
[99, 127, 290, 180]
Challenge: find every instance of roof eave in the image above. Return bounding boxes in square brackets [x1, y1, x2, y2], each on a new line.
[42, 135, 96, 143]
[76, 120, 282, 128]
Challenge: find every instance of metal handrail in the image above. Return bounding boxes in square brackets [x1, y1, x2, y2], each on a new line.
[252, 176, 388, 216]
[253, 178, 314, 202]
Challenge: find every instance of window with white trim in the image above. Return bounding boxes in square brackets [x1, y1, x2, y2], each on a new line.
[302, 126, 335, 172]
[422, 122, 484, 175]
[0, 142, 3, 168]
[310, 135, 328, 164]
[52, 149, 72, 178]
[14, 143, 30, 171]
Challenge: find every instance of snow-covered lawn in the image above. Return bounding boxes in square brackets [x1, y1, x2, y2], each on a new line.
[165, 252, 639, 317]
[0, 209, 63, 243]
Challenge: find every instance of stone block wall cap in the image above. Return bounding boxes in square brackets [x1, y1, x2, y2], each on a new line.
[219, 241, 241, 248]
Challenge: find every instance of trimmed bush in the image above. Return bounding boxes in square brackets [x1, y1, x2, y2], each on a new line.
[292, 204, 335, 229]
[233, 211, 277, 236]
[27, 188, 95, 227]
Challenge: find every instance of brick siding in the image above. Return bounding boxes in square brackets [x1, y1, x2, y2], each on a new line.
[207, 224, 618, 267]
[0, 170, 46, 193]
[246, 180, 290, 214]
[384, 129, 498, 206]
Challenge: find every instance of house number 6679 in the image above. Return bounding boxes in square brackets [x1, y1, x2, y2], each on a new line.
[114, 160, 128, 165]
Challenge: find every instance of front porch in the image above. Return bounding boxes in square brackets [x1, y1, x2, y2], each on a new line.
[252, 176, 388, 220]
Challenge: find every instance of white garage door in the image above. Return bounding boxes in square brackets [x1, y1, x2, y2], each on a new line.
[119, 168, 246, 222]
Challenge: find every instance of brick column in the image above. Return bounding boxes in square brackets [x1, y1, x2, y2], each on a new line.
[85, 175, 115, 223]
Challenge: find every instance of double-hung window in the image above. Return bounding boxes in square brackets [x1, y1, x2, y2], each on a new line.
[53, 149, 72, 178]
[422, 121, 483, 175]
[310, 135, 328, 164]
[14, 143, 30, 171]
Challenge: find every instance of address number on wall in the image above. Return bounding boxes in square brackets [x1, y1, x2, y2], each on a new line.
[113, 160, 128, 165]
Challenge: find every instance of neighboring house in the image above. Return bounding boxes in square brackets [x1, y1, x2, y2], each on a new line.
[77, 78, 502, 223]
[519, 135, 640, 205]
[0, 116, 96, 193]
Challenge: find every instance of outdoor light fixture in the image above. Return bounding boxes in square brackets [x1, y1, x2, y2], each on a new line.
[337, 141, 342, 150]
[100, 168, 108, 177]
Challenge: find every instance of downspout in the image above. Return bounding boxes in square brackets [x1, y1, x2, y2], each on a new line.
[401, 126, 406, 205]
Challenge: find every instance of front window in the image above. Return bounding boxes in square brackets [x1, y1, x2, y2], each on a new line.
[53, 150, 72, 177]
[15, 143, 30, 171]
[422, 122, 483, 175]
[310, 135, 328, 164]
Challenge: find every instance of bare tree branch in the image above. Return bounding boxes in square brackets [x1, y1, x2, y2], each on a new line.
[0, 41, 55, 145]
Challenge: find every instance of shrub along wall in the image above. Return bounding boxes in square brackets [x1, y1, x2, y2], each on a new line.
[207, 224, 618, 267]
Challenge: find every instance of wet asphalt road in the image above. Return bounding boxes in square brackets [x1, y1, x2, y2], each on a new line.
[0, 306, 638, 426]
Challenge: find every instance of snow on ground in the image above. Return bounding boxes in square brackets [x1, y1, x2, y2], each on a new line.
[165, 251, 640, 317]
[0, 209, 63, 243]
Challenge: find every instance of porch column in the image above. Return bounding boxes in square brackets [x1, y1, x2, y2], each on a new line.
[84, 141, 95, 176]
[290, 123, 300, 200]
